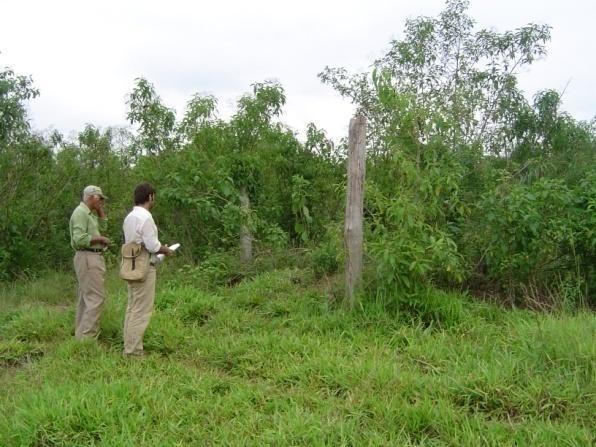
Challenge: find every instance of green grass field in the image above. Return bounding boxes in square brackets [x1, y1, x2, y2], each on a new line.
[1, 268, 594, 446]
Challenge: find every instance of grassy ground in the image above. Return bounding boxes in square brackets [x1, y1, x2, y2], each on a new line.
[0, 267, 594, 446]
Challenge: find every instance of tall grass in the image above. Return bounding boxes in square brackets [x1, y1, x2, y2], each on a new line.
[1, 268, 594, 445]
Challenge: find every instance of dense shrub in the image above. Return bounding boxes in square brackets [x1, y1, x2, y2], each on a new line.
[1, 1, 594, 309]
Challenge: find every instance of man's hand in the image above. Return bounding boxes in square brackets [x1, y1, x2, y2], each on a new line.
[159, 245, 175, 257]
[97, 202, 107, 219]
[91, 235, 111, 246]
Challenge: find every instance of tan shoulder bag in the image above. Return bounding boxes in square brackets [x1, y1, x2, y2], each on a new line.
[120, 242, 150, 282]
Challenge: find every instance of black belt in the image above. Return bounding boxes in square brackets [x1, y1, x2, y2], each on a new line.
[78, 248, 104, 253]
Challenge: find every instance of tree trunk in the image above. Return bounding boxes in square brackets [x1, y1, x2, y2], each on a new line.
[344, 115, 367, 308]
[239, 185, 252, 263]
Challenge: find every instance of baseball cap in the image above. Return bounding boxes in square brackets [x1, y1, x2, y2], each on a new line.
[83, 185, 108, 199]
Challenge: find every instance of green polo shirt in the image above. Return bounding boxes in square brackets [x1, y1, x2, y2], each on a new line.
[69, 202, 108, 250]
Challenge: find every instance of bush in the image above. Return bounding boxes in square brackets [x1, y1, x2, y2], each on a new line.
[469, 175, 595, 307]
[367, 193, 463, 295]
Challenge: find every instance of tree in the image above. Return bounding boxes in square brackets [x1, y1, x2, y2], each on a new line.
[0, 66, 38, 147]
[511, 90, 596, 182]
[126, 78, 176, 157]
[177, 94, 218, 144]
[319, 0, 551, 157]
[0, 66, 42, 277]
[229, 81, 287, 262]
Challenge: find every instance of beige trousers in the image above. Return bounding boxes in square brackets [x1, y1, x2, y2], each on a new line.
[123, 266, 156, 355]
[73, 251, 106, 339]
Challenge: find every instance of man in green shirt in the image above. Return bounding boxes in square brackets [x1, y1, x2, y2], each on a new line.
[69, 185, 111, 340]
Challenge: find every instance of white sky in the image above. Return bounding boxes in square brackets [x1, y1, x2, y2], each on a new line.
[1, 0, 594, 142]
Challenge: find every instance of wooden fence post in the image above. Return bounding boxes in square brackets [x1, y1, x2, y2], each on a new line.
[344, 115, 367, 308]
[239, 185, 252, 263]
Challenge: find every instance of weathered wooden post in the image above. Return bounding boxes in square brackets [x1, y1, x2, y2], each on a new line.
[344, 114, 366, 308]
[239, 185, 252, 263]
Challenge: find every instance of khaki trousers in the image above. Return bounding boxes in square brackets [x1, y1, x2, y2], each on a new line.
[73, 251, 106, 339]
[123, 266, 156, 355]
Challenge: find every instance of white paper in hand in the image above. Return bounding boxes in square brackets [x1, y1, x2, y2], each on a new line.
[156, 243, 180, 263]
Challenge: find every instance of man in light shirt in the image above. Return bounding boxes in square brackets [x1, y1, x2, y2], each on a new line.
[122, 182, 173, 356]
[69, 185, 111, 340]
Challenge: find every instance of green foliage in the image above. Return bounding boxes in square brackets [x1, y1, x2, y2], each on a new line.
[178, 93, 218, 142]
[309, 225, 343, 279]
[321, 0, 551, 156]
[291, 175, 312, 242]
[310, 243, 340, 280]
[0, 67, 38, 145]
[318, 0, 593, 306]
[123, 79, 340, 264]
[367, 188, 463, 294]
[512, 89, 596, 182]
[469, 173, 596, 306]
[0, 17, 593, 445]
[0, 0, 594, 308]
[0, 70, 134, 279]
[126, 77, 176, 156]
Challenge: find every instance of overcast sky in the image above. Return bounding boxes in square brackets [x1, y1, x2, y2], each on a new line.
[1, 0, 594, 142]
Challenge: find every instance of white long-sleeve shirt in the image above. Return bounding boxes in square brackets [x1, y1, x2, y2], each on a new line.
[123, 206, 162, 254]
